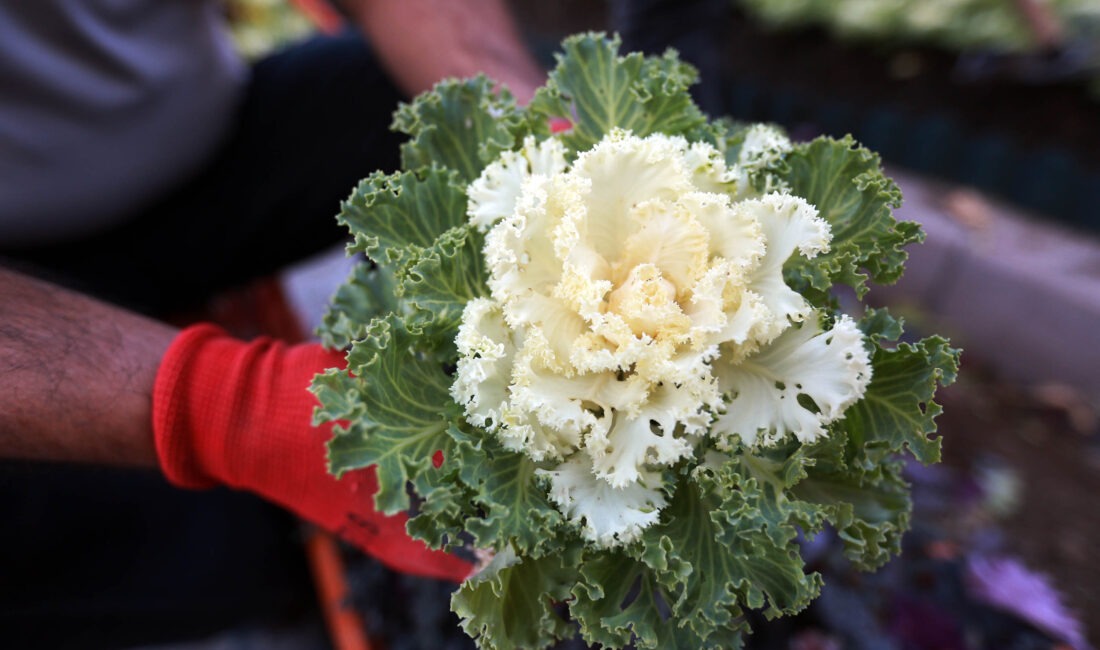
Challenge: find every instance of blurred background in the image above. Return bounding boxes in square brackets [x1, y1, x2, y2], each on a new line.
[217, 1, 1100, 648]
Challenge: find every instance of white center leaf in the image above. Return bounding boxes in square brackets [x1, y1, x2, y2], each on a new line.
[538, 454, 667, 547]
[712, 314, 873, 447]
[454, 129, 868, 548]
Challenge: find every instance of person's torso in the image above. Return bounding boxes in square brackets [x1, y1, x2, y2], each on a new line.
[0, 0, 247, 246]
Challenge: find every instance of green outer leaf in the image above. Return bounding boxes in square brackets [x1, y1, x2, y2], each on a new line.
[573, 551, 717, 650]
[317, 261, 399, 350]
[467, 452, 564, 557]
[794, 442, 912, 571]
[313, 316, 457, 515]
[405, 470, 477, 550]
[334, 168, 487, 334]
[402, 425, 484, 551]
[845, 327, 961, 467]
[453, 548, 579, 650]
[781, 136, 921, 298]
[719, 450, 824, 550]
[708, 118, 757, 167]
[402, 225, 488, 331]
[393, 76, 524, 182]
[338, 167, 468, 262]
[527, 32, 708, 153]
[640, 470, 819, 643]
[859, 305, 906, 343]
[310, 366, 365, 431]
[441, 425, 565, 556]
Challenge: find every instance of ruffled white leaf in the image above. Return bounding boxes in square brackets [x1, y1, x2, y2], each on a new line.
[586, 381, 709, 487]
[484, 176, 564, 304]
[538, 453, 667, 547]
[508, 367, 599, 459]
[717, 286, 772, 356]
[553, 257, 614, 323]
[684, 140, 738, 194]
[504, 292, 587, 372]
[679, 191, 764, 272]
[495, 406, 585, 462]
[606, 263, 691, 342]
[522, 135, 569, 177]
[511, 357, 648, 428]
[452, 299, 517, 431]
[568, 129, 695, 263]
[467, 136, 567, 231]
[742, 193, 831, 340]
[712, 314, 872, 447]
[618, 197, 711, 293]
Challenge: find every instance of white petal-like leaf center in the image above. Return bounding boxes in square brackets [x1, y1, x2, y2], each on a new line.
[454, 129, 870, 547]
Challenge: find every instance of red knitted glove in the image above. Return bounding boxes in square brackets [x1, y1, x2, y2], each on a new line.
[152, 324, 472, 582]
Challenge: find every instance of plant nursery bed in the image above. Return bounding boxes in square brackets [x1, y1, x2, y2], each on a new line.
[709, 8, 1100, 233]
[937, 363, 1100, 644]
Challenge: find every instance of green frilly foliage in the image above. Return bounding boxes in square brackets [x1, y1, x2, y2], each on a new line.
[311, 32, 959, 650]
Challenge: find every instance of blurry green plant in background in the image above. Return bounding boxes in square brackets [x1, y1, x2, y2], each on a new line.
[225, 0, 317, 59]
[736, 0, 1100, 54]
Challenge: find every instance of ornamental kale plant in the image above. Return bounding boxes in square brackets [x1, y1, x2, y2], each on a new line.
[311, 33, 959, 650]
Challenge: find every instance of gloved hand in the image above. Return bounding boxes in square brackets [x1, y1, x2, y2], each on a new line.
[152, 324, 471, 582]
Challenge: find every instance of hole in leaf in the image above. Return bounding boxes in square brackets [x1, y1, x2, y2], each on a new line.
[581, 400, 605, 419]
[653, 585, 673, 622]
[616, 364, 637, 381]
[619, 574, 643, 611]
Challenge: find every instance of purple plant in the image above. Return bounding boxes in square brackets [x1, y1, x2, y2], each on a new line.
[965, 554, 1091, 650]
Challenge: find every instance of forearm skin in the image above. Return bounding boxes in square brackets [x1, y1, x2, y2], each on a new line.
[0, 267, 176, 466]
[347, 0, 546, 103]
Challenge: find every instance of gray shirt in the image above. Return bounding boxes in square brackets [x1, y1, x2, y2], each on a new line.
[0, 0, 248, 246]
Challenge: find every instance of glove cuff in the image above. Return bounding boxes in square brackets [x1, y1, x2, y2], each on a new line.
[153, 323, 231, 489]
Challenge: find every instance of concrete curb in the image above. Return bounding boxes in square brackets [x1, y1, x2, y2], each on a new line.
[874, 168, 1100, 398]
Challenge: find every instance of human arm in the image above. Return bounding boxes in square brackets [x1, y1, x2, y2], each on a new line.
[0, 267, 470, 580]
[0, 266, 173, 466]
[344, 0, 546, 103]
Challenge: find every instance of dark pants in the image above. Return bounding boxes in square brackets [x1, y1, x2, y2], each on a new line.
[0, 33, 405, 648]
